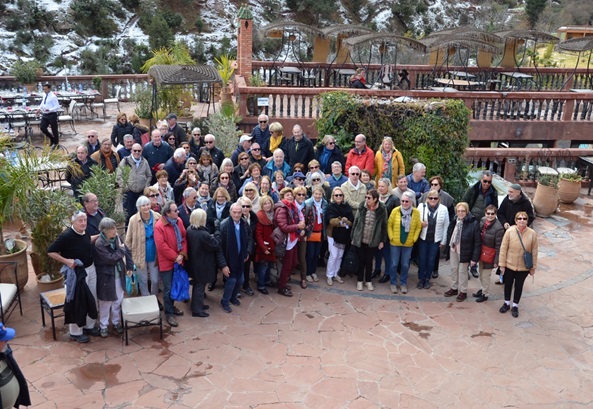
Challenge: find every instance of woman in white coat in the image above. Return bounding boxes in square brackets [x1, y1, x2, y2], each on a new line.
[416, 189, 450, 289]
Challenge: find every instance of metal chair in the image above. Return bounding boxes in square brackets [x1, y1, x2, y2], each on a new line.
[121, 295, 162, 345]
[58, 100, 77, 134]
[0, 261, 23, 325]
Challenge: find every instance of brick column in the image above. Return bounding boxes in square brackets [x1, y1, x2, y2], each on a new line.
[237, 5, 253, 82]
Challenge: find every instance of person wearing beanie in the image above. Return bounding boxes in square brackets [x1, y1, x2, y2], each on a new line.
[497, 183, 535, 229]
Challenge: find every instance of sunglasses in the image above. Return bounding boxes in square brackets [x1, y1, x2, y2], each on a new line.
[295, 178, 304, 181]
[242, 205, 252, 208]
[428, 197, 439, 200]
[334, 194, 343, 197]
[193, 134, 201, 136]
[240, 157, 249, 160]
[486, 212, 496, 215]
[296, 193, 306, 196]
[252, 148, 261, 151]
[188, 162, 197, 165]
[312, 178, 320, 182]
[365, 196, 373, 200]
[149, 194, 159, 198]
[205, 141, 214, 144]
[350, 173, 360, 176]
[457, 209, 467, 212]
[482, 180, 492, 184]
[220, 176, 229, 179]
[245, 189, 254, 192]
[401, 200, 410, 203]
[431, 183, 440, 186]
[310, 165, 319, 169]
[516, 217, 527, 220]
[328, 142, 335, 145]
[171, 208, 179, 213]
[132, 149, 142, 152]
[87, 135, 97, 138]
[259, 121, 267, 123]
[168, 138, 175, 141]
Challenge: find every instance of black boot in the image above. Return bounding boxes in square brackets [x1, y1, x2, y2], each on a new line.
[378, 274, 390, 284]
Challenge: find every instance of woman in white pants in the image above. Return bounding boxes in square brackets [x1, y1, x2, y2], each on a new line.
[324, 187, 354, 285]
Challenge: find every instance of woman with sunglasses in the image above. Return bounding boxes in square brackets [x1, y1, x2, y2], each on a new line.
[304, 186, 328, 284]
[254, 195, 277, 293]
[188, 127, 203, 156]
[416, 189, 450, 289]
[498, 211, 537, 318]
[315, 135, 345, 176]
[144, 186, 162, 213]
[352, 189, 388, 291]
[205, 187, 232, 291]
[472, 204, 504, 303]
[233, 153, 251, 192]
[325, 187, 354, 285]
[373, 178, 400, 282]
[291, 186, 310, 286]
[152, 170, 174, 208]
[165, 132, 176, 150]
[374, 136, 405, 186]
[239, 163, 263, 195]
[387, 191, 421, 294]
[444, 202, 481, 302]
[242, 182, 261, 212]
[210, 171, 238, 202]
[306, 171, 332, 199]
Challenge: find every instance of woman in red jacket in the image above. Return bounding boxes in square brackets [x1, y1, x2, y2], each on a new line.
[254, 196, 276, 294]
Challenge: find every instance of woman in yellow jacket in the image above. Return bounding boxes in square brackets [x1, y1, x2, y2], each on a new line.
[374, 136, 405, 185]
[387, 191, 422, 294]
[498, 211, 538, 318]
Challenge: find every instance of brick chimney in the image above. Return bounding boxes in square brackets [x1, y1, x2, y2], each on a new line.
[237, 5, 253, 82]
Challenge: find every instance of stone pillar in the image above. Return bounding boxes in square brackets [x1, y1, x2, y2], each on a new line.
[237, 5, 253, 82]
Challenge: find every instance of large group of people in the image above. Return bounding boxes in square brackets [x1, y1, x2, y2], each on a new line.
[53, 114, 540, 342]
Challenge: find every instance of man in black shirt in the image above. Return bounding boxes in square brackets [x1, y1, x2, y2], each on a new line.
[82, 192, 104, 238]
[47, 211, 98, 343]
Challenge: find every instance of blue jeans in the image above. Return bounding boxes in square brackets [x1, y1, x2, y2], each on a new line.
[306, 241, 322, 278]
[221, 268, 244, 307]
[390, 245, 413, 286]
[160, 269, 174, 316]
[417, 239, 440, 282]
[255, 261, 273, 289]
[374, 245, 392, 275]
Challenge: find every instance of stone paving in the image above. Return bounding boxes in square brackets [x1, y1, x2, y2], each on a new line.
[5, 108, 593, 408]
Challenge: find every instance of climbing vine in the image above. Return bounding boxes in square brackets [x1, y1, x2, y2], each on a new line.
[316, 91, 471, 200]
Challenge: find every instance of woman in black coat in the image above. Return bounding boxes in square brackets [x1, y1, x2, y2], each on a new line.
[186, 209, 228, 317]
[444, 202, 481, 302]
[110, 112, 135, 147]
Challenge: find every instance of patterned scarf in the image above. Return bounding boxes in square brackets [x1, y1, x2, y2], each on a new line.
[400, 206, 412, 232]
[451, 218, 464, 246]
[165, 216, 183, 251]
[381, 149, 392, 179]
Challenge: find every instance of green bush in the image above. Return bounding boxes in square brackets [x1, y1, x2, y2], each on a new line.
[316, 92, 471, 200]
[70, 0, 119, 37]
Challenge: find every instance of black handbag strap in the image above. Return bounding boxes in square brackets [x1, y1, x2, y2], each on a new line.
[515, 227, 528, 253]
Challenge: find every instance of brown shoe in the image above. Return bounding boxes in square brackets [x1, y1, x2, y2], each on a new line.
[456, 292, 467, 302]
[444, 288, 458, 297]
[278, 287, 293, 297]
[301, 280, 308, 289]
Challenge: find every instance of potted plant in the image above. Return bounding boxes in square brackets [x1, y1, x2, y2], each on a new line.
[134, 87, 154, 127]
[10, 60, 41, 89]
[20, 189, 78, 290]
[533, 174, 559, 217]
[558, 171, 582, 204]
[0, 137, 74, 290]
[215, 54, 236, 105]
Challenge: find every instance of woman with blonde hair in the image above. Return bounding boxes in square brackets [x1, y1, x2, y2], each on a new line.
[325, 187, 354, 285]
[374, 136, 405, 186]
[144, 186, 162, 213]
[242, 181, 261, 213]
[315, 135, 345, 175]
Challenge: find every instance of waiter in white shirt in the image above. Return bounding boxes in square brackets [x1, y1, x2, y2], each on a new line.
[38, 83, 61, 147]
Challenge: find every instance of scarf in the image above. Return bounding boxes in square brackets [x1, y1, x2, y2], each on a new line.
[131, 155, 142, 168]
[348, 179, 362, 191]
[379, 192, 391, 203]
[313, 199, 323, 224]
[165, 216, 183, 251]
[451, 218, 464, 246]
[104, 233, 122, 277]
[270, 135, 282, 153]
[198, 194, 211, 210]
[481, 219, 492, 241]
[102, 150, 114, 172]
[381, 149, 392, 179]
[282, 199, 300, 242]
[216, 202, 226, 219]
[265, 210, 274, 222]
[319, 146, 333, 171]
[400, 206, 412, 232]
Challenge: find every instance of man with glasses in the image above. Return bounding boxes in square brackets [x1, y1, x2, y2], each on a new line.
[231, 135, 253, 166]
[341, 166, 366, 210]
[143, 129, 174, 183]
[290, 171, 306, 188]
[118, 143, 151, 226]
[199, 134, 224, 168]
[84, 130, 101, 156]
[249, 142, 267, 168]
[66, 145, 97, 200]
[251, 114, 271, 146]
[345, 134, 375, 175]
[189, 127, 203, 156]
[286, 124, 314, 171]
[497, 183, 535, 230]
[117, 134, 134, 159]
[154, 201, 188, 327]
[462, 170, 498, 220]
[178, 187, 198, 228]
[326, 161, 348, 189]
[90, 138, 120, 174]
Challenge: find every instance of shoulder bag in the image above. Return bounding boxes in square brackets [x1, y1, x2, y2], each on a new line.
[516, 228, 533, 269]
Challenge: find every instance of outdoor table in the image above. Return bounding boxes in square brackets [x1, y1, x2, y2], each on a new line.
[448, 71, 476, 79]
[433, 78, 482, 90]
[429, 86, 459, 92]
[332, 68, 356, 87]
[278, 66, 302, 86]
[500, 72, 535, 91]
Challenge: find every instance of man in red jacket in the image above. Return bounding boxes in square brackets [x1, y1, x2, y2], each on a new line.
[345, 134, 375, 175]
[154, 200, 188, 327]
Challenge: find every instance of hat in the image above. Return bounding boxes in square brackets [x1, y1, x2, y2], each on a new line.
[239, 135, 253, 143]
[0, 324, 15, 342]
[293, 171, 305, 180]
[509, 183, 522, 191]
[165, 113, 177, 120]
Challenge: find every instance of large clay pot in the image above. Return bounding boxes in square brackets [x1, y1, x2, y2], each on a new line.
[36, 273, 64, 293]
[0, 239, 29, 291]
[533, 183, 558, 217]
[220, 86, 233, 105]
[558, 178, 581, 204]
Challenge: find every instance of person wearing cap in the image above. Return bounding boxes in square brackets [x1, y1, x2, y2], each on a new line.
[166, 113, 187, 146]
[497, 183, 535, 229]
[110, 112, 134, 147]
[38, 83, 61, 147]
[0, 324, 31, 408]
[231, 135, 253, 166]
[290, 171, 306, 188]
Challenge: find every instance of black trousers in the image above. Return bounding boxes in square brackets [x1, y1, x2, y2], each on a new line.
[191, 282, 206, 313]
[356, 243, 377, 283]
[40, 113, 59, 146]
[503, 268, 530, 304]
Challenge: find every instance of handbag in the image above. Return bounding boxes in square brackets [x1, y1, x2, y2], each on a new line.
[271, 227, 287, 257]
[125, 270, 139, 297]
[480, 245, 496, 264]
[171, 263, 190, 302]
[516, 228, 534, 269]
[308, 231, 322, 242]
[340, 246, 359, 275]
[332, 226, 351, 245]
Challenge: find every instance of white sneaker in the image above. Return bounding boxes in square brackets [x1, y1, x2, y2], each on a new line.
[312, 273, 319, 282]
[327, 277, 333, 286]
[334, 276, 344, 284]
[306, 276, 313, 282]
[366, 282, 374, 291]
[391, 285, 398, 294]
[401, 285, 408, 294]
[357, 281, 363, 291]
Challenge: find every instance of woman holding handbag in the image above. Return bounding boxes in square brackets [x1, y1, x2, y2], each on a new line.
[254, 196, 277, 294]
[498, 211, 538, 318]
[473, 204, 504, 303]
[325, 187, 354, 285]
[304, 186, 328, 284]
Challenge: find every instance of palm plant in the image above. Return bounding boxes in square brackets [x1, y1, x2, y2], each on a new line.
[214, 54, 236, 87]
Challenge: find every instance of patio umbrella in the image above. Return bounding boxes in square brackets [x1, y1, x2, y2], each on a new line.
[555, 37, 593, 89]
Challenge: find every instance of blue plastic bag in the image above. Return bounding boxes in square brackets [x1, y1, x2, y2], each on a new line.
[171, 263, 190, 302]
[125, 271, 139, 297]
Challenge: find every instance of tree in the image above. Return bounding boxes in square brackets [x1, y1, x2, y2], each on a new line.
[147, 13, 174, 50]
[285, 0, 336, 25]
[525, 0, 547, 29]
